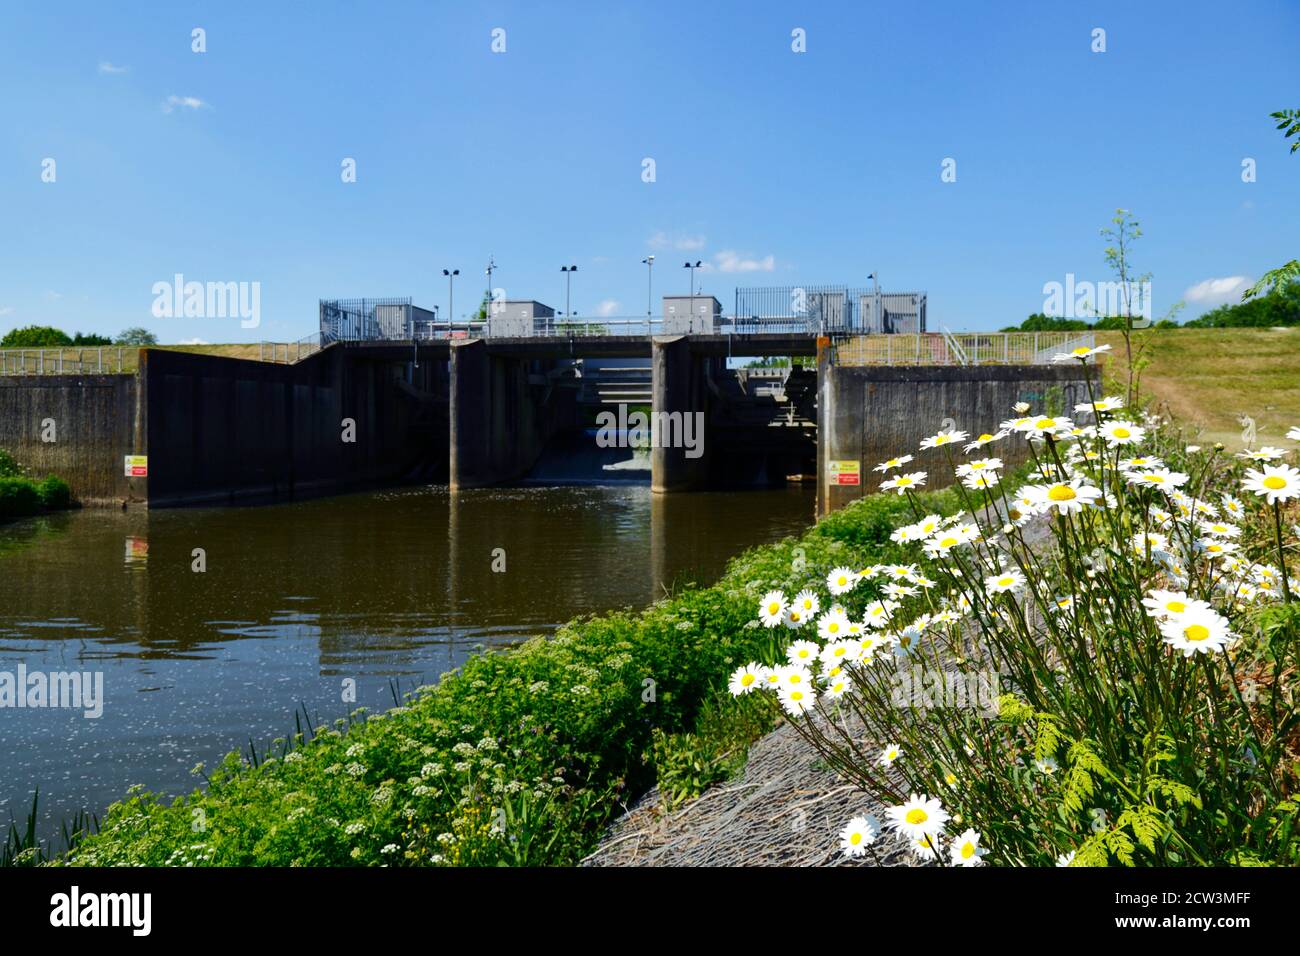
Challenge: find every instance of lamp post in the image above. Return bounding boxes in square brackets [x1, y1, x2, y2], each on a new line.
[641, 255, 655, 322]
[561, 265, 577, 325]
[443, 269, 459, 337]
[684, 260, 701, 329]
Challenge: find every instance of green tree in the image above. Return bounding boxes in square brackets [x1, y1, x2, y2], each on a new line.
[114, 327, 158, 346]
[72, 332, 113, 345]
[1, 325, 73, 348]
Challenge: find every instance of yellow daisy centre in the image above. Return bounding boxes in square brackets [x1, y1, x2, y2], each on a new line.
[1036, 418, 1057, 429]
[1184, 624, 1210, 642]
[1263, 476, 1286, 490]
[849, 832, 862, 845]
[768, 602, 780, 615]
[978, 433, 993, 442]
[740, 673, 755, 687]
[939, 536, 958, 548]
[827, 622, 840, 634]
[961, 842, 976, 859]
[789, 690, 804, 701]
[1048, 484, 1077, 501]
[789, 673, 802, 683]
[1167, 600, 1186, 613]
[1072, 347, 1090, 356]
[998, 577, 1014, 587]
[836, 575, 848, 586]
[905, 808, 928, 825]
[1113, 427, 1130, 438]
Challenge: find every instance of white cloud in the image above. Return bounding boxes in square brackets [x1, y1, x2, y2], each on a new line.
[707, 250, 776, 274]
[45, 291, 63, 300]
[1183, 276, 1252, 309]
[0, 306, 13, 316]
[648, 231, 706, 252]
[163, 95, 208, 114]
[98, 61, 129, 75]
[595, 299, 620, 317]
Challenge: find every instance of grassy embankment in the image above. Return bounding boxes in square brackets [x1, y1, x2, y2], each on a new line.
[1096, 327, 1300, 449]
[38, 484, 965, 867]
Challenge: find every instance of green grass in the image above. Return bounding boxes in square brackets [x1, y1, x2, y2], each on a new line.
[1097, 327, 1300, 449]
[42, 485, 965, 868]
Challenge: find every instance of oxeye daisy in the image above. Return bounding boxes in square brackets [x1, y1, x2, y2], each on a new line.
[1030, 480, 1102, 515]
[1159, 606, 1232, 657]
[985, 568, 1026, 595]
[1098, 420, 1145, 447]
[886, 794, 949, 839]
[921, 427, 968, 450]
[1051, 343, 1111, 363]
[913, 513, 944, 536]
[776, 665, 813, 691]
[1075, 395, 1124, 415]
[862, 600, 897, 629]
[881, 471, 927, 494]
[1119, 455, 1164, 472]
[758, 590, 788, 627]
[760, 667, 783, 690]
[956, 457, 1003, 477]
[1056, 851, 1076, 867]
[777, 683, 817, 715]
[786, 639, 820, 666]
[1287, 426, 1300, 442]
[1026, 415, 1073, 438]
[839, 815, 880, 858]
[950, 829, 987, 867]
[826, 565, 859, 595]
[1200, 519, 1240, 538]
[817, 608, 852, 641]
[874, 454, 914, 473]
[793, 588, 820, 617]
[823, 674, 851, 699]
[1236, 446, 1286, 462]
[821, 639, 857, 668]
[963, 432, 1006, 453]
[1126, 468, 1189, 491]
[962, 471, 1000, 491]
[782, 606, 807, 629]
[877, 743, 902, 766]
[1242, 464, 1300, 504]
[728, 664, 763, 696]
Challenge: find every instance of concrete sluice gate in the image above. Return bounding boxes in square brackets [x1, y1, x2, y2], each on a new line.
[0, 337, 1094, 516]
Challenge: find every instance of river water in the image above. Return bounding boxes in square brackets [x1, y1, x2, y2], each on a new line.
[0, 483, 814, 839]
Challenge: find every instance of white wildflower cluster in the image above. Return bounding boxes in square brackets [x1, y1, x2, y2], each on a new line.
[731, 393, 1300, 867]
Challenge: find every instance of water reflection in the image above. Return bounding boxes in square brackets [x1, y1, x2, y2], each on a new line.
[0, 484, 813, 837]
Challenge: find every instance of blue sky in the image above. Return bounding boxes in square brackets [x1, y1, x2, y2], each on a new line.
[2, 0, 1297, 343]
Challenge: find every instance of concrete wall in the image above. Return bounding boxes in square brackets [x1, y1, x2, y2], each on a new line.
[817, 354, 1099, 516]
[0, 372, 144, 505]
[144, 347, 444, 506]
[449, 340, 574, 490]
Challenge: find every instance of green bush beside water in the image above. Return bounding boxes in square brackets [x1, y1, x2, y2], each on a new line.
[0, 451, 74, 519]
[58, 485, 964, 867]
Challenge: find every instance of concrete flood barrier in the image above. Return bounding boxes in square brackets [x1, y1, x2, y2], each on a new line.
[0, 345, 451, 509]
[1, 333, 1094, 514]
[816, 355, 1100, 517]
[0, 373, 143, 506]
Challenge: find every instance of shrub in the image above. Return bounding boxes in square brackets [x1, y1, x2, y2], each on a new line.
[0, 478, 42, 518]
[36, 476, 72, 510]
[0, 449, 22, 478]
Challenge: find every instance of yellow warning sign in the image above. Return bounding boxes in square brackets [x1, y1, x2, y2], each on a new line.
[124, 455, 148, 477]
[829, 459, 860, 486]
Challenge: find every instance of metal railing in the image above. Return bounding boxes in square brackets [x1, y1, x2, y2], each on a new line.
[828, 331, 1096, 366]
[0, 347, 131, 375]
